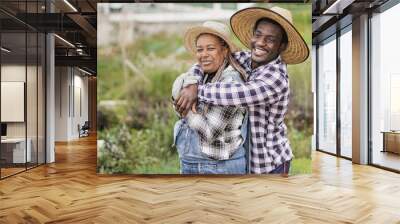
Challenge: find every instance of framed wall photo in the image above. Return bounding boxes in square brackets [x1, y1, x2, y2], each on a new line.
[97, 3, 312, 175]
[1, 81, 25, 122]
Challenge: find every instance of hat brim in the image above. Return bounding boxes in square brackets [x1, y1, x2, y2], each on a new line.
[184, 26, 239, 56]
[230, 7, 309, 64]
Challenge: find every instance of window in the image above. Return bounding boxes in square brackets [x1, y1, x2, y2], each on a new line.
[317, 35, 337, 154]
[339, 27, 352, 158]
[371, 2, 400, 171]
[0, 1, 46, 179]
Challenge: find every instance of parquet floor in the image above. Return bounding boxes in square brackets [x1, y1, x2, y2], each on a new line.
[1, 167, 26, 177]
[0, 135, 400, 223]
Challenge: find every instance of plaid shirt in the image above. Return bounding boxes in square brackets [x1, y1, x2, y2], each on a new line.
[190, 52, 293, 173]
[186, 66, 246, 160]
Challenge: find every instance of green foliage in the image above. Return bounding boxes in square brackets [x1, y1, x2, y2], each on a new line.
[287, 120, 312, 159]
[97, 125, 136, 173]
[290, 158, 312, 175]
[98, 56, 127, 100]
[133, 156, 180, 174]
[98, 33, 183, 173]
[128, 32, 185, 59]
[287, 57, 313, 127]
[97, 105, 124, 130]
[97, 110, 180, 174]
[140, 67, 180, 103]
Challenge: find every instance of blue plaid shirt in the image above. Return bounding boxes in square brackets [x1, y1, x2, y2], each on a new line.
[189, 51, 293, 174]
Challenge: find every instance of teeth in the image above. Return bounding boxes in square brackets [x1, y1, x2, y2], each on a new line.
[253, 48, 267, 56]
[255, 48, 266, 54]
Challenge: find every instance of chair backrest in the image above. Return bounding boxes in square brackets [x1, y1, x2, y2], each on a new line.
[82, 121, 90, 129]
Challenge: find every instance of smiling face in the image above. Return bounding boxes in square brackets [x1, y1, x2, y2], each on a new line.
[195, 33, 228, 74]
[250, 19, 287, 69]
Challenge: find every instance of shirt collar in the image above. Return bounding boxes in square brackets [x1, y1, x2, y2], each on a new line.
[252, 55, 283, 72]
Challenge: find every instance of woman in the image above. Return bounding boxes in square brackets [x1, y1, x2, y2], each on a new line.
[172, 21, 249, 174]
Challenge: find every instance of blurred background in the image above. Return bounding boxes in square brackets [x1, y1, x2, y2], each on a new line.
[97, 3, 312, 174]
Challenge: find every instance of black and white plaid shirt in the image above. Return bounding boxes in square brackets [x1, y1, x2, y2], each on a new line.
[190, 52, 293, 174]
[186, 66, 246, 160]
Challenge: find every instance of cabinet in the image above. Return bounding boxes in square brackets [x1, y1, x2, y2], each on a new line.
[382, 132, 400, 154]
[0, 138, 32, 164]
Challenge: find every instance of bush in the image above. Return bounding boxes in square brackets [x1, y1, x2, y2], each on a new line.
[98, 35, 183, 173]
[97, 109, 180, 174]
[287, 120, 312, 159]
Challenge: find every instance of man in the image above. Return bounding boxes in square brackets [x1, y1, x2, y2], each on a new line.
[176, 7, 309, 174]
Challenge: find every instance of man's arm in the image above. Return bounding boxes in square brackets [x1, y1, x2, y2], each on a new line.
[198, 66, 288, 107]
[232, 51, 252, 73]
[188, 63, 204, 79]
[176, 52, 250, 114]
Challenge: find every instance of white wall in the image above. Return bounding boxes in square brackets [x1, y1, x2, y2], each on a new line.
[55, 67, 89, 141]
[55, 67, 69, 141]
[1, 65, 26, 140]
[1, 65, 26, 81]
[1, 64, 46, 164]
[1, 65, 33, 138]
[73, 73, 89, 136]
[1, 82, 25, 122]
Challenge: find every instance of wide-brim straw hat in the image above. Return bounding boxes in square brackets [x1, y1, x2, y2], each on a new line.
[184, 21, 239, 55]
[230, 6, 309, 64]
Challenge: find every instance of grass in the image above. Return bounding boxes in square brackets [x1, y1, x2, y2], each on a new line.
[132, 156, 180, 174]
[290, 158, 312, 175]
[107, 155, 311, 175]
[97, 56, 127, 101]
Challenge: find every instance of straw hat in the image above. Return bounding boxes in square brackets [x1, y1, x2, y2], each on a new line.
[230, 6, 309, 64]
[184, 21, 239, 55]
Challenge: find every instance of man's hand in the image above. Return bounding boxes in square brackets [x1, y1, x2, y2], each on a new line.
[176, 84, 198, 117]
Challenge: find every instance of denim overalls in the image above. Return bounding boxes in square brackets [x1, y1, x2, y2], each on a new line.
[173, 113, 249, 174]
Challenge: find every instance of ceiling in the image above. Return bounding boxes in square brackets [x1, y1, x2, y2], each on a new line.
[312, 0, 390, 43]
[0, 0, 98, 75]
[0, 0, 316, 75]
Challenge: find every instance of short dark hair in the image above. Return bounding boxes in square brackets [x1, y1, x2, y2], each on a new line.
[253, 18, 288, 45]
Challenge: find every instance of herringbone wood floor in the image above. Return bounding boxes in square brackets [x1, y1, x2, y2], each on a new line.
[1, 135, 400, 224]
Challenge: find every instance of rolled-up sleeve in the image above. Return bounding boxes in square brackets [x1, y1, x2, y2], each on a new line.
[188, 63, 204, 82]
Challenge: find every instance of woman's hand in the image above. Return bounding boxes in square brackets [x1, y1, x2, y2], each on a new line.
[176, 84, 198, 117]
[191, 103, 197, 114]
